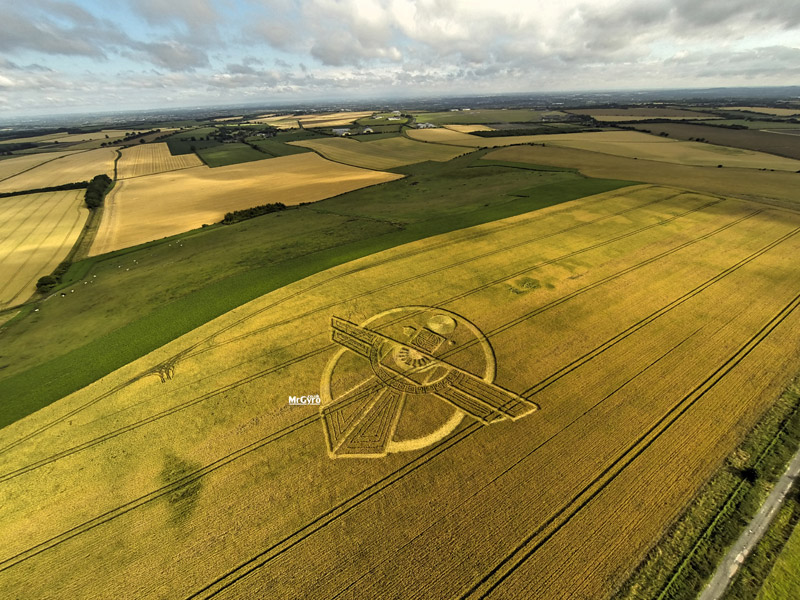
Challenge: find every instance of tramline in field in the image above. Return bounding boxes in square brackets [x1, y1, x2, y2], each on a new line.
[2, 185, 799, 599]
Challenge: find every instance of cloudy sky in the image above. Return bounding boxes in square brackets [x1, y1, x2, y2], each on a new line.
[1, 0, 799, 116]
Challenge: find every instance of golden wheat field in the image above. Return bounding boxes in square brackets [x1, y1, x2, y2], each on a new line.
[0, 129, 136, 145]
[408, 129, 800, 170]
[0, 190, 88, 308]
[295, 111, 374, 127]
[0, 151, 80, 183]
[2, 184, 800, 599]
[0, 148, 117, 194]
[482, 144, 800, 209]
[117, 143, 204, 179]
[289, 136, 467, 169]
[90, 153, 402, 255]
[443, 124, 495, 132]
[247, 115, 299, 128]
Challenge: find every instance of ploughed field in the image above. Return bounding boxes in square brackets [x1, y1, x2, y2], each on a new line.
[2, 185, 800, 599]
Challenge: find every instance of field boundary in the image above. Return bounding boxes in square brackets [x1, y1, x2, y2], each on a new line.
[0, 200, 780, 575]
[0, 176, 636, 427]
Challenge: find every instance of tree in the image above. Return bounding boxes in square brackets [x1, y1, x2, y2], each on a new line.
[36, 275, 58, 293]
[140, 138, 146, 144]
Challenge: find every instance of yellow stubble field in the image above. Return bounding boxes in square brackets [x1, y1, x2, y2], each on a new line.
[90, 153, 402, 255]
[2, 185, 800, 599]
[0, 148, 116, 194]
[443, 124, 495, 132]
[117, 143, 204, 179]
[0, 190, 88, 308]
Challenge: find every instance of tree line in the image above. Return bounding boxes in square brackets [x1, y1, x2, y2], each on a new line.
[222, 202, 287, 224]
[0, 180, 89, 199]
[84, 174, 113, 208]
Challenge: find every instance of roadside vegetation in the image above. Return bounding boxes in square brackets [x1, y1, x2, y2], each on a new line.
[722, 485, 800, 599]
[615, 381, 800, 600]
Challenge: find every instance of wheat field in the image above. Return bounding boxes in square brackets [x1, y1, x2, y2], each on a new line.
[0, 189, 88, 308]
[407, 129, 800, 171]
[89, 153, 402, 255]
[0, 151, 80, 184]
[117, 143, 203, 179]
[0, 149, 117, 194]
[2, 185, 800, 599]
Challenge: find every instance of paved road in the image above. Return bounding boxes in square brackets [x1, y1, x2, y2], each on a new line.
[698, 446, 800, 600]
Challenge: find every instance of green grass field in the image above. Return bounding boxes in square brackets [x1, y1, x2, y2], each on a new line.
[0, 150, 635, 427]
[163, 126, 218, 140]
[246, 138, 310, 157]
[756, 513, 800, 600]
[195, 142, 269, 167]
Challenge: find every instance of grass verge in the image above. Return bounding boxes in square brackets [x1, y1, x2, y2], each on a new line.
[722, 484, 800, 599]
[614, 381, 800, 600]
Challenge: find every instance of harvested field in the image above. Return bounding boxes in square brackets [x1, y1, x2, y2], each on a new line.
[117, 143, 203, 179]
[727, 106, 800, 117]
[296, 111, 379, 127]
[481, 144, 800, 209]
[2, 185, 800, 600]
[89, 153, 402, 254]
[625, 122, 800, 160]
[247, 116, 299, 129]
[0, 151, 79, 184]
[408, 129, 800, 171]
[289, 136, 468, 169]
[0, 190, 88, 308]
[0, 149, 116, 194]
[407, 127, 485, 145]
[0, 130, 135, 145]
[444, 124, 495, 132]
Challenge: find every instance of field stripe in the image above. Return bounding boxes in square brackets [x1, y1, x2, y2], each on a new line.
[458, 292, 800, 600]
[201, 191, 701, 355]
[0, 187, 679, 453]
[0, 192, 85, 304]
[327, 325, 712, 600]
[5, 199, 86, 306]
[0, 209, 773, 574]
[0, 196, 734, 474]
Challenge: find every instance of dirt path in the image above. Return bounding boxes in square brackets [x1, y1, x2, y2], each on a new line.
[698, 445, 800, 600]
